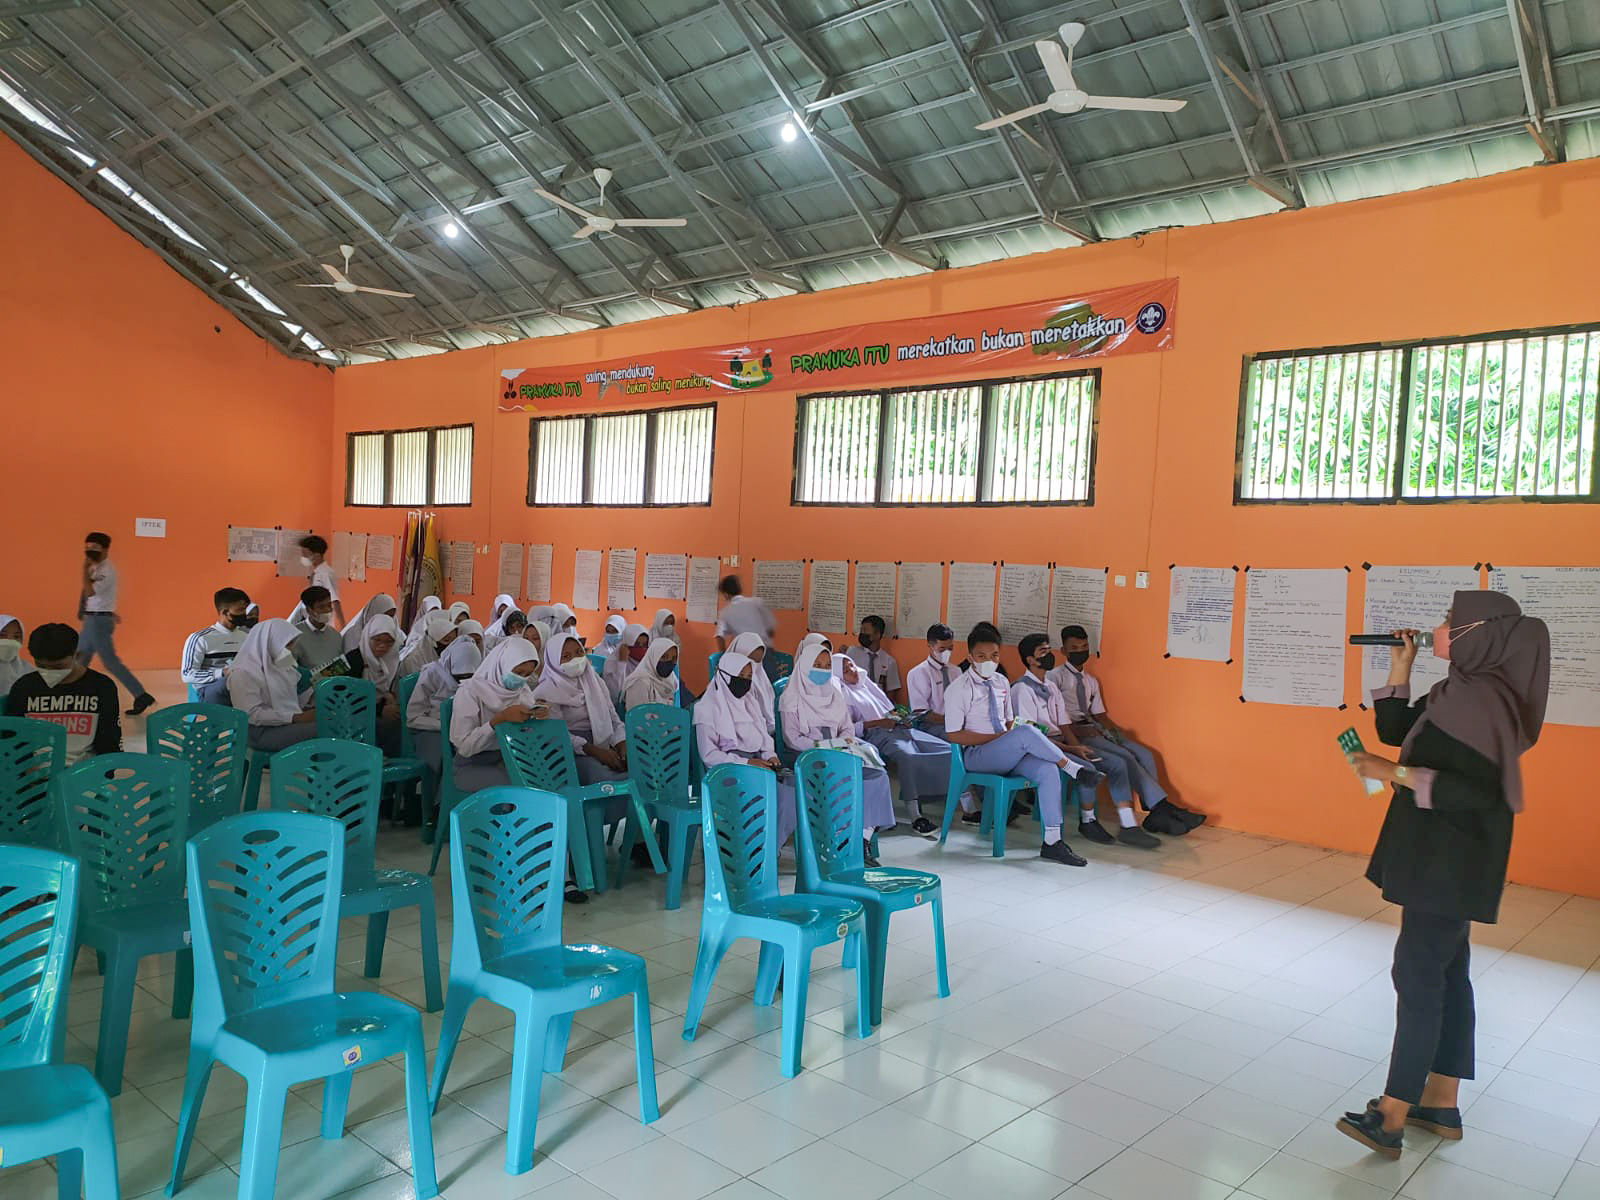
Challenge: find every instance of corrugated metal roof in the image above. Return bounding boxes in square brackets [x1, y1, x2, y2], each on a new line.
[0, 0, 1594, 362]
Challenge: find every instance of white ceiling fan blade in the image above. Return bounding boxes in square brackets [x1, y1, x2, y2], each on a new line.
[572, 224, 600, 239]
[533, 187, 596, 219]
[295, 283, 342, 288]
[320, 262, 350, 284]
[615, 217, 688, 228]
[351, 286, 416, 298]
[1035, 39, 1075, 93]
[1082, 95, 1187, 112]
[976, 101, 1053, 131]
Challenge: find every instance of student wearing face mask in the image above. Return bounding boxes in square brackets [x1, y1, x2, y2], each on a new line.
[620, 637, 679, 713]
[0, 614, 30, 696]
[290, 586, 348, 678]
[342, 593, 398, 655]
[179, 587, 255, 704]
[945, 625, 1089, 867]
[845, 615, 901, 704]
[399, 608, 458, 678]
[76, 531, 156, 716]
[297, 535, 344, 629]
[835, 652, 950, 835]
[904, 624, 957, 730]
[1050, 624, 1202, 836]
[5, 623, 122, 764]
[649, 609, 678, 647]
[345, 614, 404, 733]
[227, 619, 318, 751]
[603, 622, 649, 701]
[449, 640, 547, 791]
[1012, 633, 1156, 849]
[693, 651, 797, 845]
[535, 633, 629, 782]
[599, 614, 627, 656]
[726, 632, 776, 730]
[407, 636, 482, 778]
[550, 604, 581, 640]
[1337, 593, 1549, 1159]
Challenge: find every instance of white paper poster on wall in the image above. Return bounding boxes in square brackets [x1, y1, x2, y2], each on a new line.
[851, 562, 897, 637]
[1242, 567, 1348, 707]
[644, 553, 688, 600]
[496, 543, 524, 598]
[227, 526, 278, 563]
[807, 560, 849, 633]
[276, 529, 311, 578]
[1166, 567, 1236, 662]
[446, 541, 474, 595]
[607, 548, 638, 612]
[525, 544, 553, 604]
[332, 532, 368, 584]
[997, 563, 1050, 644]
[754, 560, 805, 611]
[366, 534, 395, 571]
[896, 563, 943, 642]
[573, 550, 602, 611]
[1490, 565, 1600, 727]
[946, 562, 997, 638]
[1362, 565, 1479, 695]
[686, 556, 721, 624]
[1048, 566, 1107, 653]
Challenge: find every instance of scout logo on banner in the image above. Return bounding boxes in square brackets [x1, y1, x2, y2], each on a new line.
[497, 278, 1177, 412]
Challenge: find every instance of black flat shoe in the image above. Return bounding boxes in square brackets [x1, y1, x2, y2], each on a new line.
[1117, 826, 1161, 850]
[1407, 1104, 1463, 1139]
[565, 886, 589, 904]
[126, 692, 156, 717]
[863, 839, 880, 868]
[1040, 840, 1088, 867]
[1144, 809, 1189, 836]
[1078, 819, 1115, 845]
[911, 816, 936, 836]
[1336, 1101, 1403, 1160]
[961, 809, 982, 825]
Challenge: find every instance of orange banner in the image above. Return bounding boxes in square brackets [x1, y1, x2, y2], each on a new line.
[498, 278, 1177, 411]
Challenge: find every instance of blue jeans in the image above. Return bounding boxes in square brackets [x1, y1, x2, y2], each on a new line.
[963, 726, 1066, 826]
[77, 613, 145, 699]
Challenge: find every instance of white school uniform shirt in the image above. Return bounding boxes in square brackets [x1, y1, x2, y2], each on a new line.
[942, 669, 1012, 736]
[1010, 672, 1073, 733]
[83, 561, 117, 612]
[905, 656, 953, 715]
[715, 595, 774, 641]
[1047, 664, 1106, 724]
[180, 622, 247, 687]
[311, 561, 340, 603]
[843, 644, 900, 695]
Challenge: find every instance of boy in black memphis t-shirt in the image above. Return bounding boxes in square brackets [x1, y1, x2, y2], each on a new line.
[4, 622, 122, 764]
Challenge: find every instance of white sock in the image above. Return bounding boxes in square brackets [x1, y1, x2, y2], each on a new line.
[1117, 807, 1138, 828]
[1044, 825, 1062, 845]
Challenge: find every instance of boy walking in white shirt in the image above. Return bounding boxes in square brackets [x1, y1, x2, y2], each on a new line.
[298, 535, 345, 628]
[76, 531, 155, 716]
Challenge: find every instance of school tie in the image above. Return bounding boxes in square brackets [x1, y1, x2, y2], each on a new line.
[867, 649, 879, 683]
[983, 677, 1004, 732]
[1073, 669, 1090, 722]
[938, 661, 950, 687]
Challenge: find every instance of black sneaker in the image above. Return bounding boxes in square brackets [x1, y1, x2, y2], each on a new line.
[565, 886, 589, 904]
[1336, 1101, 1403, 1159]
[911, 816, 936, 836]
[126, 692, 157, 717]
[863, 839, 880, 868]
[1118, 826, 1161, 850]
[1171, 804, 1207, 830]
[961, 809, 982, 825]
[1078, 819, 1115, 845]
[1406, 1104, 1463, 1140]
[1039, 840, 1088, 867]
[1144, 806, 1190, 836]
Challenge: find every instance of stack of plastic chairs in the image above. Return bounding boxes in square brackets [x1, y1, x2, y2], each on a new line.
[145, 702, 248, 833]
[0, 716, 65, 847]
[618, 704, 701, 907]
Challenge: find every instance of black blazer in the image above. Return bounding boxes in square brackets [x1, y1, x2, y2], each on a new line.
[1365, 693, 1513, 924]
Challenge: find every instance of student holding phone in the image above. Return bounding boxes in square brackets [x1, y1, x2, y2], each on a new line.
[1337, 591, 1549, 1158]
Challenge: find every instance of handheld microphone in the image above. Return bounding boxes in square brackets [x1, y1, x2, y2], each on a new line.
[1349, 632, 1433, 648]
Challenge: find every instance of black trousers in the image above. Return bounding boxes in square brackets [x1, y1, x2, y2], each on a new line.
[1386, 907, 1476, 1104]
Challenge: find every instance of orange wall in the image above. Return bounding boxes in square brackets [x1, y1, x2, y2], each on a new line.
[334, 158, 1600, 897]
[1, 136, 334, 667]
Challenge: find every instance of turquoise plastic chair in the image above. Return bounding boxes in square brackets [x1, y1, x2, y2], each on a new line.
[269, 739, 443, 1011]
[682, 764, 870, 1077]
[314, 676, 434, 821]
[795, 749, 950, 1027]
[145, 702, 248, 832]
[496, 720, 662, 894]
[617, 704, 700, 907]
[766, 650, 795, 680]
[0, 715, 66, 848]
[167, 812, 438, 1200]
[586, 651, 608, 674]
[54, 752, 194, 1096]
[430, 788, 659, 1175]
[426, 697, 461, 875]
[0, 847, 121, 1198]
[936, 742, 1036, 858]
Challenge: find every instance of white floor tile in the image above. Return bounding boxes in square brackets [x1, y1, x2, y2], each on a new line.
[749, 1140, 906, 1200]
[1078, 1147, 1234, 1200]
[1239, 1152, 1400, 1200]
[1132, 1114, 1275, 1186]
[671, 1101, 819, 1175]
[580, 1137, 738, 1200]
[916, 1142, 1069, 1200]
[1556, 1162, 1600, 1199]
[1401, 1158, 1554, 1200]
[1039, 1081, 1171, 1143]
[983, 1109, 1122, 1183]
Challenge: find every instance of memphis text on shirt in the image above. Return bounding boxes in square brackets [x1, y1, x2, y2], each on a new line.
[24, 694, 98, 735]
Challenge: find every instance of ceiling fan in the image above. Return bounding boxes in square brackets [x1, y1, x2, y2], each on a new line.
[295, 244, 415, 298]
[533, 167, 689, 239]
[977, 21, 1187, 131]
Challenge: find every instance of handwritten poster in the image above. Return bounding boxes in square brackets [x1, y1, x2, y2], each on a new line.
[644, 553, 688, 600]
[1490, 566, 1600, 727]
[607, 548, 638, 612]
[754, 560, 805, 611]
[1048, 566, 1107, 652]
[496, 543, 524, 598]
[1242, 568, 1347, 707]
[525, 543, 553, 604]
[227, 526, 278, 562]
[573, 549, 602, 611]
[686, 556, 721, 624]
[276, 529, 311, 578]
[807, 560, 849, 632]
[445, 541, 474, 595]
[333, 531, 367, 582]
[851, 562, 897, 637]
[997, 563, 1050, 644]
[1362, 565, 1478, 694]
[896, 562, 943, 642]
[945, 562, 996, 638]
[1166, 567, 1236, 662]
[366, 534, 395, 571]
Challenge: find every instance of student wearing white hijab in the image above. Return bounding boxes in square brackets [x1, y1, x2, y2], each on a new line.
[0, 614, 29, 697]
[457, 619, 484, 648]
[694, 651, 797, 846]
[487, 593, 516, 628]
[781, 644, 895, 859]
[535, 633, 627, 783]
[341, 593, 398, 652]
[835, 652, 949, 836]
[407, 637, 481, 777]
[526, 605, 557, 628]
[798, 632, 833, 655]
[727, 632, 776, 731]
[229, 619, 318, 751]
[548, 604, 581, 645]
[603, 622, 649, 700]
[399, 608, 458, 678]
[649, 609, 678, 645]
[482, 609, 525, 651]
[599, 615, 627, 656]
[407, 596, 442, 636]
[524, 618, 551, 666]
[446, 601, 472, 625]
[620, 638, 679, 713]
[449, 639, 545, 791]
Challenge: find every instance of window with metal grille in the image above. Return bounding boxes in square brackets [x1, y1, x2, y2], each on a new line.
[526, 403, 716, 507]
[344, 424, 474, 507]
[1238, 324, 1599, 502]
[793, 370, 1099, 506]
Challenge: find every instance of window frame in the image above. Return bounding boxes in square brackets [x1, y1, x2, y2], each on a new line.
[789, 367, 1101, 508]
[1235, 321, 1600, 506]
[524, 401, 718, 508]
[344, 422, 475, 508]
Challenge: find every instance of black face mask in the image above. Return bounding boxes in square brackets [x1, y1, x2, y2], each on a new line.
[725, 674, 753, 699]
[859, 634, 876, 649]
[85, 549, 105, 562]
[1035, 651, 1055, 671]
[1067, 650, 1091, 668]
[230, 613, 258, 630]
[655, 659, 676, 678]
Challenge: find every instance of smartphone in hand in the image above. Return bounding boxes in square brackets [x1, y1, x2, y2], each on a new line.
[1337, 727, 1385, 794]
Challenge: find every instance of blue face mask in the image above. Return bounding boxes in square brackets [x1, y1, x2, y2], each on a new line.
[600, 633, 620, 649]
[807, 667, 832, 686]
[502, 672, 528, 690]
